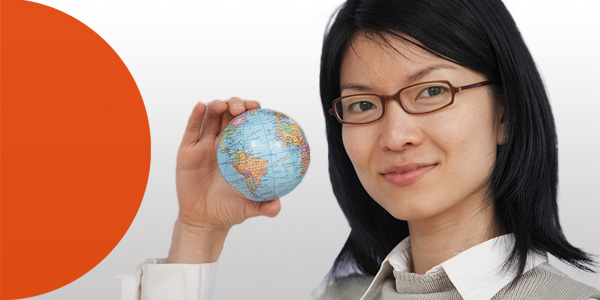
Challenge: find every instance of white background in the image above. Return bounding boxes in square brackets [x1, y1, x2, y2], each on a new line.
[24, 0, 599, 299]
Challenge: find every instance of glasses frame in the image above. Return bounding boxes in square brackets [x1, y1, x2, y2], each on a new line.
[329, 80, 493, 125]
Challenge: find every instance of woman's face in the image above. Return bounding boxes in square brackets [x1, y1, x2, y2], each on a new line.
[340, 33, 504, 222]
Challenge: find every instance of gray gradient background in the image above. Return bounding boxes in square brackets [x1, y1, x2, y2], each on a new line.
[24, 0, 599, 299]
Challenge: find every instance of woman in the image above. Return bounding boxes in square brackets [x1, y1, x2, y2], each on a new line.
[126, 0, 599, 299]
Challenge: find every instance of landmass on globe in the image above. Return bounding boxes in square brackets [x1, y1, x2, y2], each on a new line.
[217, 108, 310, 201]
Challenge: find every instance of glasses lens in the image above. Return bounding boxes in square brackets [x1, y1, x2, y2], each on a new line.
[401, 82, 452, 113]
[336, 95, 382, 124]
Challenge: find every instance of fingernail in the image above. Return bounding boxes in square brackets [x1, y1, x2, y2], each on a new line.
[232, 103, 244, 109]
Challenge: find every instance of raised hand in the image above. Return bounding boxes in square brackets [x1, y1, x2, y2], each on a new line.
[166, 98, 281, 263]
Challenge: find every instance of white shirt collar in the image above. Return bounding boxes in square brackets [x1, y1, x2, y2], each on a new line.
[360, 233, 548, 300]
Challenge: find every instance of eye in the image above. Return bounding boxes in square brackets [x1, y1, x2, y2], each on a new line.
[417, 86, 447, 99]
[348, 101, 377, 112]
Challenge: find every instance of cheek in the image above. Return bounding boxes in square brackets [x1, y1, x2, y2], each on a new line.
[342, 126, 361, 163]
[342, 126, 375, 175]
[437, 107, 498, 179]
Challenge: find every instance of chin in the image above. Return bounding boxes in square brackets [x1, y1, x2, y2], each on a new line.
[376, 194, 448, 222]
[389, 210, 434, 222]
[377, 199, 430, 221]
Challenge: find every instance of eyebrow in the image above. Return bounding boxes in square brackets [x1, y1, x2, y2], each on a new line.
[406, 63, 457, 83]
[340, 83, 371, 92]
[340, 63, 458, 92]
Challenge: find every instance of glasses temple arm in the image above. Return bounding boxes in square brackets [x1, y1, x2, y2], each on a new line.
[458, 80, 493, 91]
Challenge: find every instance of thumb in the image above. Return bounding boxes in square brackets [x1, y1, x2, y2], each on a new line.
[245, 198, 281, 219]
[260, 198, 281, 218]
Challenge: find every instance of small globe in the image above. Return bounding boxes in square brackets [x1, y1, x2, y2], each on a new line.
[217, 108, 310, 201]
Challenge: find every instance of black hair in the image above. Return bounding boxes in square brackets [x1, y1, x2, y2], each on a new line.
[319, 0, 596, 282]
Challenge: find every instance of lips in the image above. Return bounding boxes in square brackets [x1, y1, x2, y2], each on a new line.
[382, 163, 438, 186]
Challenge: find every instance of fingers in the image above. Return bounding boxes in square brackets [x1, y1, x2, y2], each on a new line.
[181, 98, 262, 147]
[227, 97, 246, 116]
[180, 101, 207, 147]
[198, 100, 229, 141]
[219, 97, 262, 130]
[225, 97, 261, 115]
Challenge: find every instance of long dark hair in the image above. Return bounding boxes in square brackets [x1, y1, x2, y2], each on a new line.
[319, 0, 596, 281]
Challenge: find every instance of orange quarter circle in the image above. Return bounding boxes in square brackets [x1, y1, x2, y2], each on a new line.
[1, 0, 151, 298]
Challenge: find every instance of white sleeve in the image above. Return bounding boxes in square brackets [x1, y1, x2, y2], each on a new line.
[117, 258, 218, 300]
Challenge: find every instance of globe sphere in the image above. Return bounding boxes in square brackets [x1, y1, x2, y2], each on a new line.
[217, 108, 310, 201]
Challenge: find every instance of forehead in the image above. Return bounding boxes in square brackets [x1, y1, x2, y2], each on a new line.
[345, 32, 439, 64]
[340, 32, 469, 89]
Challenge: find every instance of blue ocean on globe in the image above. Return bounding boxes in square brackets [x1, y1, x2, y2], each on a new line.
[217, 108, 310, 201]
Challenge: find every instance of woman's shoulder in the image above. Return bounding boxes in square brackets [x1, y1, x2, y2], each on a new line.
[311, 273, 374, 300]
[492, 263, 600, 300]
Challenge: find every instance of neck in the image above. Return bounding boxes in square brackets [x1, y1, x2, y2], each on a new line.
[407, 195, 502, 274]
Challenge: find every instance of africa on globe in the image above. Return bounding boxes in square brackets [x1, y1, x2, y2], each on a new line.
[217, 108, 310, 201]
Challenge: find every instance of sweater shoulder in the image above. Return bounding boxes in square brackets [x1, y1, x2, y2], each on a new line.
[314, 273, 374, 300]
[493, 263, 600, 300]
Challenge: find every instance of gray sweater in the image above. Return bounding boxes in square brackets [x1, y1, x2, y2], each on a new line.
[319, 263, 600, 299]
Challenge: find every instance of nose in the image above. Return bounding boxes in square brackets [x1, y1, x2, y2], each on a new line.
[378, 99, 424, 151]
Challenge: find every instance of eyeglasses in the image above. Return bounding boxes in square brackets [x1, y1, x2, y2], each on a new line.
[329, 80, 492, 125]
